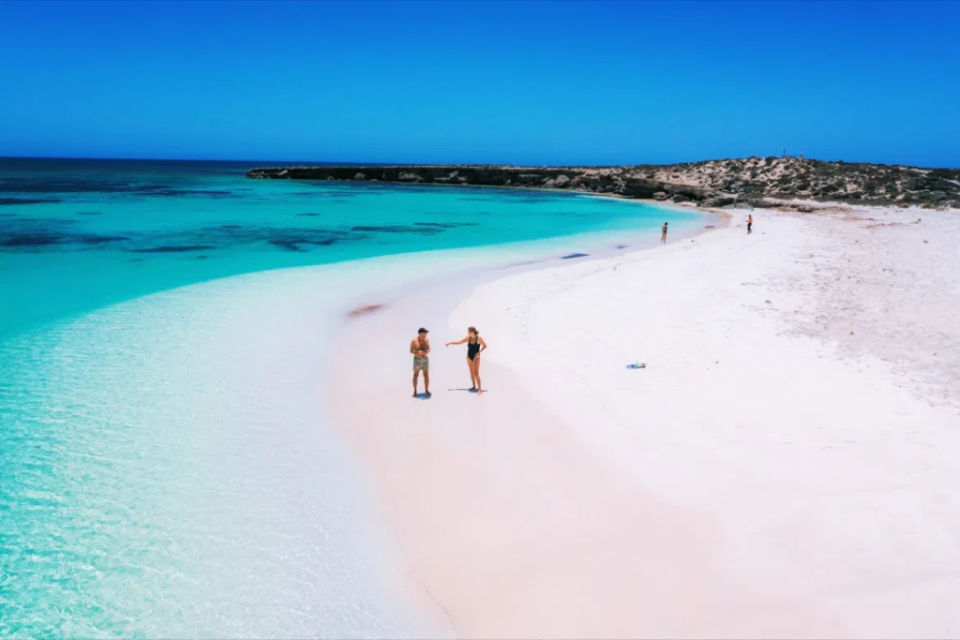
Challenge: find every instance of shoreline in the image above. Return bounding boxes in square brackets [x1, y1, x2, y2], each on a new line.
[326, 202, 960, 637]
[3, 185, 705, 637]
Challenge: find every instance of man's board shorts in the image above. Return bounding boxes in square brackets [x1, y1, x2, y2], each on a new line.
[413, 356, 429, 372]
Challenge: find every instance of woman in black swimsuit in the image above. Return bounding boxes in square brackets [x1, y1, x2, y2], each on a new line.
[446, 326, 487, 395]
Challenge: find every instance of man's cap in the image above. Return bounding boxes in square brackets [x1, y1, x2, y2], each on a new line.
[418, 327, 429, 334]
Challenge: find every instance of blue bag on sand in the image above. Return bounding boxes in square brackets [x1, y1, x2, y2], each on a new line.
[626, 362, 646, 369]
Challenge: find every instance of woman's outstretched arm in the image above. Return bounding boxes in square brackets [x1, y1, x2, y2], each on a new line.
[445, 337, 468, 347]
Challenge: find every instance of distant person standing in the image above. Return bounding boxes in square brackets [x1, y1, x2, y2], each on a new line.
[747, 214, 754, 234]
[410, 327, 431, 398]
[661, 221, 668, 243]
[446, 326, 488, 395]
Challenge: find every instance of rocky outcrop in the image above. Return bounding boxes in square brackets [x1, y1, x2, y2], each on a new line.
[248, 158, 960, 208]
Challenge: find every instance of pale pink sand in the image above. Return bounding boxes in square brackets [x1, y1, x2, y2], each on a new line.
[327, 255, 845, 638]
[328, 203, 960, 637]
[449, 204, 960, 637]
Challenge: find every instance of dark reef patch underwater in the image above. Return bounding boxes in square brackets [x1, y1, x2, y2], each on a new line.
[138, 188, 237, 199]
[0, 217, 131, 249]
[0, 197, 62, 205]
[132, 245, 218, 253]
[0, 216, 471, 255]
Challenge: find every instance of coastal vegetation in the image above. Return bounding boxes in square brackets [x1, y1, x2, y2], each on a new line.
[249, 157, 960, 209]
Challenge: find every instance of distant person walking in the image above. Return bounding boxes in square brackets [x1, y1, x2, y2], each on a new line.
[661, 221, 669, 243]
[446, 326, 487, 395]
[410, 327, 431, 397]
[747, 214, 754, 234]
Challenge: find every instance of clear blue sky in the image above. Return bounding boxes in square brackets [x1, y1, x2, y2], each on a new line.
[1, 1, 958, 166]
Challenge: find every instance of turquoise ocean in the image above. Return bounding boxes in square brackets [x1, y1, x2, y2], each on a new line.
[0, 158, 703, 637]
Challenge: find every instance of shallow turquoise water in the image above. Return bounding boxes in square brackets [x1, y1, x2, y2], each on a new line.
[0, 159, 703, 637]
[0, 158, 700, 339]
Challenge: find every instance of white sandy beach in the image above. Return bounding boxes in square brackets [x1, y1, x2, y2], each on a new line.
[329, 203, 960, 638]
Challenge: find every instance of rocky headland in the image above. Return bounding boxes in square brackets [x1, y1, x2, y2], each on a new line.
[248, 158, 960, 209]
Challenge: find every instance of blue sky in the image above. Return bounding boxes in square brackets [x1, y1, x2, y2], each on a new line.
[1, 1, 958, 166]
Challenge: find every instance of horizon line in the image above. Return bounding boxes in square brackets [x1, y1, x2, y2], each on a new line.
[0, 154, 955, 171]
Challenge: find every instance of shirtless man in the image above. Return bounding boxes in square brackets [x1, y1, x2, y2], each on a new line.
[410, 327, 431, 397]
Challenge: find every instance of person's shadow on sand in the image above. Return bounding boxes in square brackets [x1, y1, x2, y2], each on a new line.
[413, 392, 432, 400]
[447, 388, 489, 393]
